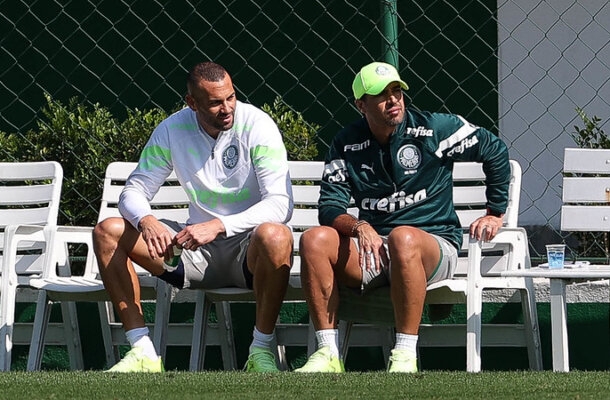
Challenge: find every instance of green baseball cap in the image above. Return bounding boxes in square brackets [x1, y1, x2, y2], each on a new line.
[352, 62, 409, 99]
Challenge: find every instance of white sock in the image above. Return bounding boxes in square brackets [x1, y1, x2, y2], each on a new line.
[125, 327, 159, 360]
[315, 329, 340, 357]
[249, 326, 274, 352]
[394, 333, 418, 355]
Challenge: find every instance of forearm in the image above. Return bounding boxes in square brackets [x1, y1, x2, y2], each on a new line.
[220, 194, 292, 236]
[331, 214, 370, 237]
[119, 187, 154, 230]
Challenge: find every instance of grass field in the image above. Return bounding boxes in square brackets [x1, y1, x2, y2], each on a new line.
[2, 370, 609, 399]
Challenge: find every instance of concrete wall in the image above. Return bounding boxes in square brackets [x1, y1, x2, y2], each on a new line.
[498, 0, 610, 227]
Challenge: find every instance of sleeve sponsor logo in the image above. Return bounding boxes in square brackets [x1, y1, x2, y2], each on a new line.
[434, 115, 478, 157]
[446, 136, 478, 157]
[324, 159, 349, 183]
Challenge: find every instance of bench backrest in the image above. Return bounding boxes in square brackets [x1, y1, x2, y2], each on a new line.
[453, 160, 522, 277]
[453, 160, 521, 230]
[0, 161, 63, 275]
[92, 162, 189, 277]
[94, 161, 325, 287]
[99, 162, 190, 223]
[101, 161, 323, 228]
[561, 148, 610, 232]
[99, 161, 325, 275]
[0, 161, 62, 226]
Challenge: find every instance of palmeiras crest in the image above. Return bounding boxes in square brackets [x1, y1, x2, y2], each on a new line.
[397, 144, 421, 174]
[222, 145, 239, 169]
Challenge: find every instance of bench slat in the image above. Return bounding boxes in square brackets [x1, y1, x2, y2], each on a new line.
[563, 177, 610, 203]
[561, 206, 610, 231]
[564, 148, 610, 174]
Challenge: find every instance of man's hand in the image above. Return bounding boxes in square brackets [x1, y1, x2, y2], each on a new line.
[470, 214, 503, 242]
[138, 215, 174, 260]
[174, 219, 225, 251]
[354, 222, 388, 272]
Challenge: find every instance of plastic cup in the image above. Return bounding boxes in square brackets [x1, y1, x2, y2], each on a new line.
[546, 244, 566, 269]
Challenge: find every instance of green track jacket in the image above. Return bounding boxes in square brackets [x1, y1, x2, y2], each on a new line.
[318, 108, 510, 249]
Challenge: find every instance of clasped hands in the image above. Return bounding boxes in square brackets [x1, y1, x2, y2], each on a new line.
[139, 215, 224, 260]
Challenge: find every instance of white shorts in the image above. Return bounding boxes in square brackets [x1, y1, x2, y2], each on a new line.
[353, 233, 458, 293]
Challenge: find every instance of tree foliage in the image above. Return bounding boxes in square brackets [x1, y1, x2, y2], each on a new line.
[262, 96, 319, 161]
[571, 107, 609, 149]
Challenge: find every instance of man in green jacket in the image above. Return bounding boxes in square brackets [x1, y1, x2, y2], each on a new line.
[295, 61, 510, 373]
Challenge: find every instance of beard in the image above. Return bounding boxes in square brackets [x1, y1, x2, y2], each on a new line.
[386, 113, 404, 127]
[204, 111, 234, 132]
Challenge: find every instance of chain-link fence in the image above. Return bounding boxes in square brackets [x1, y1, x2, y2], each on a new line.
[1, 0, 610, 262]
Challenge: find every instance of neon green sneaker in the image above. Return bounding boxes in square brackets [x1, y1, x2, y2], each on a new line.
[294, 346, 345, 373]
[106, 347, 164, 373]
[387, 349, 418, 373]
[245, 347, 280, 372]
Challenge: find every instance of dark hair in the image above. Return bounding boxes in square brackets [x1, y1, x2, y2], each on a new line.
[186, 62, 229, 94]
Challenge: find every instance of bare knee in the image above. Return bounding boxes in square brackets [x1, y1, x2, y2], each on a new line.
[93, 217, 129, 251]
[388, 226, 439, 280]
[387, 226, 421, 260]
[250, 222, 293, 264]
[300, 226, 338, 247]
[300, 226, 338, 255]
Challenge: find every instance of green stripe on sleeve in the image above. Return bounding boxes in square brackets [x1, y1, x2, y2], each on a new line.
[140, 145, 171, 170]
[250, 145, 286, 171]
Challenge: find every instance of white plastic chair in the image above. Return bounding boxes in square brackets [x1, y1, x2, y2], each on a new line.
[28, 162, 182, 370]
[0, 161, 72, 371]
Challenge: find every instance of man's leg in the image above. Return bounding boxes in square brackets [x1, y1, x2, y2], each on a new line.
[386, 226, 441, 373]
[93, 217, 165, 372]
[295, 226, 362, 373]
[244, 222, 293, 372]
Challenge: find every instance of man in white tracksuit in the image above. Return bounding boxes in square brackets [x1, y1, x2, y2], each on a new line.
[93, 61, 294, 373]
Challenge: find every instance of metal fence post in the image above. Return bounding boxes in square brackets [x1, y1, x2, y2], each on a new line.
[380, 0, 399, 67]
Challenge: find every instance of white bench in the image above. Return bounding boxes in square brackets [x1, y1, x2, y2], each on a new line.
[28, 162, 190, 370]
[29, 161, 322, 371]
